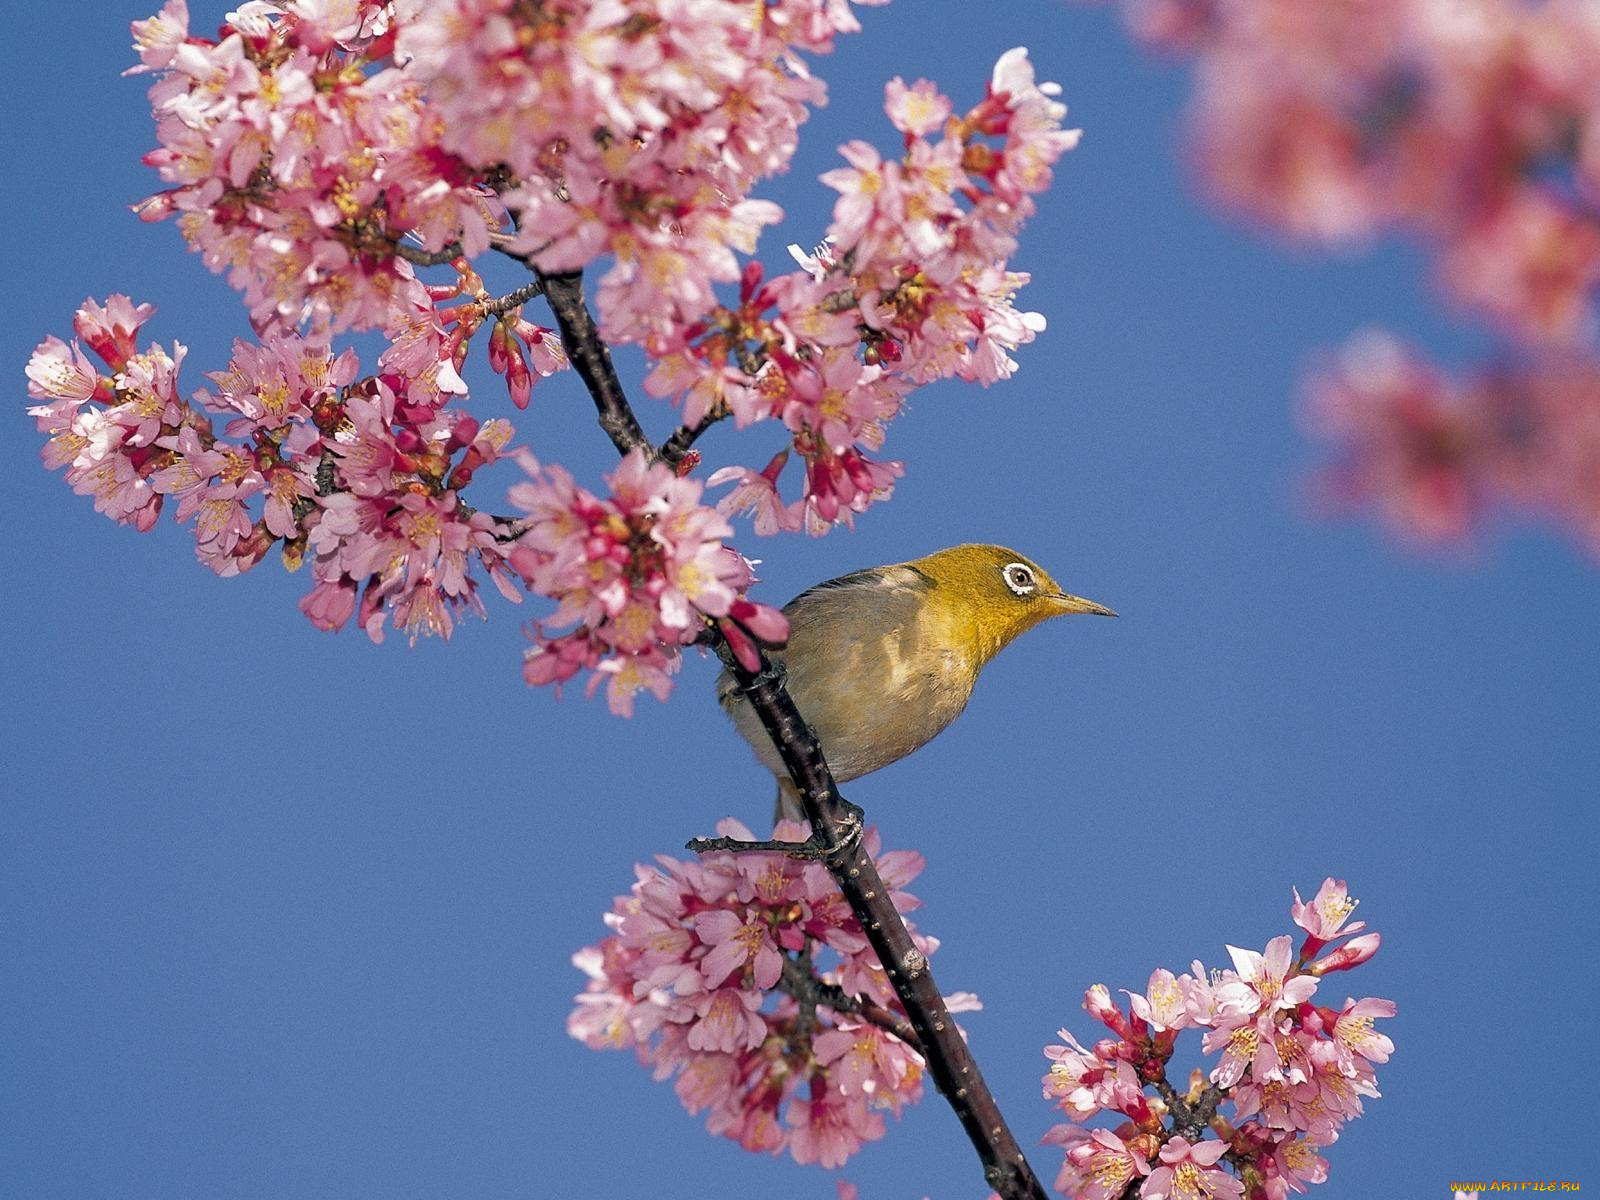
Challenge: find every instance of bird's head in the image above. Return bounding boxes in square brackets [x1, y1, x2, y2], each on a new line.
[913, 543, 1115, 666]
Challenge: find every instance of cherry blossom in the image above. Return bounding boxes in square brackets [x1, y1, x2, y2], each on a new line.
[1041, 881, 1392, 1200]
[646, 49, 1078, 532]
[130, 0, 488, 333]
[1097, 0, 1600, 561]
[392, 0, 885, 342]
[28, 297, 527, 637]
[1302, 332, 1600, 558]
[1143, 1137, 1243, 1200]
[568, 821, 946, 1165]
[507, 450, 787, 715]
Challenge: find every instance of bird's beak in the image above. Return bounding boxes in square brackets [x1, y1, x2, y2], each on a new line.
[1051, 592, 1117, 617]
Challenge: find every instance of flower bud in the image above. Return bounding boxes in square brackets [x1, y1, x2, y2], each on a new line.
[1306, 932, 1380, 976]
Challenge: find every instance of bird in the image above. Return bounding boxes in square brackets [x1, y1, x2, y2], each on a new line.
[717, 544, 1115, 821]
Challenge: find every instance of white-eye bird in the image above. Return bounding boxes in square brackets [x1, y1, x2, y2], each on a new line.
[718, 544, 1115, 820]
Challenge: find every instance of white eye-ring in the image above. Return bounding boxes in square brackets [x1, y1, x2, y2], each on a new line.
[1002, 562, 1037, 596]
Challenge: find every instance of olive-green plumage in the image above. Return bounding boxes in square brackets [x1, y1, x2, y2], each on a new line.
[717, 544, 1114, 819]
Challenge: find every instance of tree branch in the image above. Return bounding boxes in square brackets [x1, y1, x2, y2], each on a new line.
[776, 953, 923, 1053]
[482, 278, 545, 317]
[513, 263, 652, 458]
[393, 240, 463, 266]
[659, 404, 729, 468]
[719, 645, 1048, 1200]
[1152, 1070, 1225, 1142]
[534, 265, 1049, 1200]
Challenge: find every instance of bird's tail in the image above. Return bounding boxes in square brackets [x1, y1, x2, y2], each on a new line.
[774, 778, 805, 825]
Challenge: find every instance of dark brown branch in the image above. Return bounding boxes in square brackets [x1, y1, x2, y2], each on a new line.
[541, 270, 652, 456]
[314, 449, 337, 498]
[393, 240, 463, 266]
[719, 645, 1048, 1200]
[482, 279, 545, 317]
[503, 257, 653, 459]
[535, 265, 1048, 1200]
[777, 953, 923, 1053]
[1152, 1070, 1225, 1142]
[659, 404, 730, 468]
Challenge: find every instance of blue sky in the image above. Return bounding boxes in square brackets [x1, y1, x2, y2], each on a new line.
[4, 3, 1596, 1198]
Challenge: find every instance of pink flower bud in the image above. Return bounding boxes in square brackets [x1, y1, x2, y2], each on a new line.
[1306, 932, 1380, 975]
[719, 619, 763, 673]
[73, 295, 156, 372]
[1085, 984, 1133, 1039]
[732, 599, 789, 646]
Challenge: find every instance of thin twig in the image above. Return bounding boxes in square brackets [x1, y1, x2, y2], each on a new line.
[482, 279, 545, 317]
[659, 405, 730, 468]
[776, 954, 924, 1053]
[393, 240, 463, 266]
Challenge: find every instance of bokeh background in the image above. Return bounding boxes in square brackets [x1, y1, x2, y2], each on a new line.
[4, 3, 1595, 1198]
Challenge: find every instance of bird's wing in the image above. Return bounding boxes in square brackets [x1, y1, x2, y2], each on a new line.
[783, 561, 936, 610]
[716, 562, 936, 715]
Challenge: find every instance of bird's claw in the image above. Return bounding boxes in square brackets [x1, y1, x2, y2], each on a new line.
[739, 656, 787, 692]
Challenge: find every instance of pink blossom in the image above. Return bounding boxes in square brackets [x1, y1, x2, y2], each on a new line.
[652, 49, 1075, 535]
[394, 0, 864, 341]
[885, 77, 953, 138]
[26, 337, 103, 407]
[1269, 1135, 1330, 1193]
[508, 449, 786, 713]
[1222, 936, 1320, 1018]
[813, 1022, 925, 1112]
[1044, 1126, 1150, 1200]
[1306, 932, 1381, 976]
[1125, 967, 1193, 1033]
[298, 577, 359, 632]
[129, 3, 488, 332]
[73, 295, 156, 372]
[1102, 0, 1600, 560]
[30, 297, 529, 639]
[1290, 878, 1365, 951]
[788, 1091, 885, 1169]
[1043, 883, 1392, 1197]
[568, 821, 941, 1166]
[696, 908, 784, 992]
[1142, 1137, 1243, 1200]
[1305, 331, 1600, 560]
[1329, 996, 1396, 1069]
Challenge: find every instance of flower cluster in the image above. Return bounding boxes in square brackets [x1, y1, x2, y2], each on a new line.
[130, 0, 491, 333]
[395, 0, 880, 344]
[508, 451, 788, 715]
[647, 49, 1078, 533]
[569, 820, 962, 1167]
[1042, 879, 1392, 1200]
[27, 296, 526, 642]
[27, 296, 188, 535]
[1097, 0, 1600, 562]
[1302, 332, 1600, 557]
[30, 8, 1078, 705]
[1109, 0, 1600, 347]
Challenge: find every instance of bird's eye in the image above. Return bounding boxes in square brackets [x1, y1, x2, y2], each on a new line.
[1002, 562, 1036, 596]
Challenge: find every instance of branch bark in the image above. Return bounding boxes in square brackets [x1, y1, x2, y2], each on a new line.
[536, 265, 1048, 1200]
[534, 269, 652, 458]
[659, 405, 729, 468]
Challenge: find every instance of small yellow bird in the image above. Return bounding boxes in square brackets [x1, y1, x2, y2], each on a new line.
[718, 544, 1115, 820]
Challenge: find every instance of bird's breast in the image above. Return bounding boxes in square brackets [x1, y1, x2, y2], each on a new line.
[728, 606, 980, 783]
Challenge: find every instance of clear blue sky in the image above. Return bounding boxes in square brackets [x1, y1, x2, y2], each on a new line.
[4, 3, 1595, 1198]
